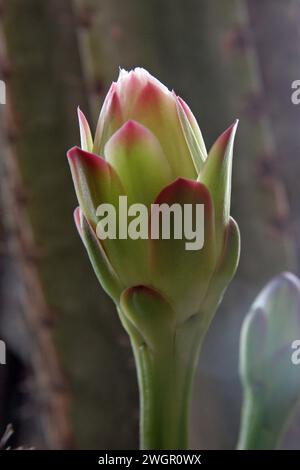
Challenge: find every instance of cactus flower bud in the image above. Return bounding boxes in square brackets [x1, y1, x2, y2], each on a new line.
[238, 272, 300, 449]
[67, 68, 240, 449]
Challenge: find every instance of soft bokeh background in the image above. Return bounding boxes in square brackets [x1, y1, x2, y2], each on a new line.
[0, 0, 300, 449]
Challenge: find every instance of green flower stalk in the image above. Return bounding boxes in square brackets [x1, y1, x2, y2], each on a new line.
[67, 68, 240, 449]
[238, 272, 300, 450]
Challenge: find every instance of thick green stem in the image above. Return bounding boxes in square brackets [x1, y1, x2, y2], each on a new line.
[117, 277, 225, 450]
[119, 298, 210, 450]
[132, 334, 197, 450]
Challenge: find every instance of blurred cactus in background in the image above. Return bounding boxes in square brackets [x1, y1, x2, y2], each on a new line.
[238, 272, 300, 449]
[0, 0, 138, 449]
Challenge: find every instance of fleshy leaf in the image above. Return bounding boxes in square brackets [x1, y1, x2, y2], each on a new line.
[104, 120, 172, 207]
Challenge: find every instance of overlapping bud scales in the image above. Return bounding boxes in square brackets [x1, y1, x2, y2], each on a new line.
[68, 67, 240, 322]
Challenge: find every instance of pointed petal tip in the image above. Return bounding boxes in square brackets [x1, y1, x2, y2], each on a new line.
[67, 145, 105, 170]
[169, 176, 209, 191]
[67, 145, 81, 161]
[122, 119, 140, 131]
[77, 107, 93, 152]
[106, 119, 152, 150]
[176, 94, 189, 111]
[219, 119, 239, 146]
[137, 79, 162, 104]
[122, 118, 149, 135]
[73, 206, 82, 230]
[231, 118, 239, 135]
[154, 177, 212, 210]
[67, 145, 90, 165]
[117, 67, 128, 80]
[205, 119, 239, 169]
[77, 106, 87, 124]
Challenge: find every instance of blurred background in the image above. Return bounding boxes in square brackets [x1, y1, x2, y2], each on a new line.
[0, 0, 300, 449]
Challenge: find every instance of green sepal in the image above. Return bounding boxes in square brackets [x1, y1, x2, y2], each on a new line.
[74, 207, 123, 303]
[198, 120, 238, 252]
[174, 92, 206, 173]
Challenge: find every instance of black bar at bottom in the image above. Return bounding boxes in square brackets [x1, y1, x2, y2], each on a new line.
[0, 450, 298, 467]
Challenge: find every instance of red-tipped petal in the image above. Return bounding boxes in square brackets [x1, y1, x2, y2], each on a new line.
[150, 177, 216, 320]
[67, 146, 124, 228]
[104, 120, 172, 206]
[94, 68, 198, 179]
[124, 76, 197, 179]
[68, 144, 153, 289]
[93, 85, 123, 155]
